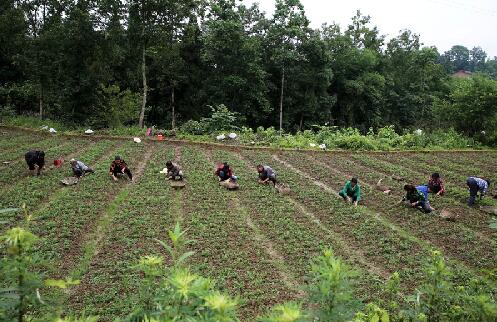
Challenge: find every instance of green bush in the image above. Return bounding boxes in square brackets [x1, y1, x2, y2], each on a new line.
[201, 104, 239, 133]
[179, 119, 208, 135]
[93, 84, 141, 129]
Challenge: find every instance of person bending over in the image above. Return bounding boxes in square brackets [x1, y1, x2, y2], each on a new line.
[403, 184, 434, 213]
[166, 161, 183, 181]
[339, 177, 361, 207]
[257, 164, 277, 186]
[70, 158, 94, 178]
[25, 150, 45, 176]
[215, 162, 236, 182]
[466, 177, 490, 207]
[109, 156, 132, 181]
[428, 172, 445, 196]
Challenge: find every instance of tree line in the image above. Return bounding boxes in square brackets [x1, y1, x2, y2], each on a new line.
[1, 0, 497, 134]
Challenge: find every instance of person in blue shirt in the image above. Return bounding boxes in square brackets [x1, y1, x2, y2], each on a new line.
[403, 184, 434, 213]
[466, 177, 490, 207]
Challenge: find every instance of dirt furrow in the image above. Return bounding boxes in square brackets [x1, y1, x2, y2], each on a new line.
[60, 145, 154, 278]
[235, 152, 391, 280]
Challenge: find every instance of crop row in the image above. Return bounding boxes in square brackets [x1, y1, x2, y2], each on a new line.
[254, 149, 492, 296]
[176, 146, 296, 318]
[67, 144, 173, 317]
[0, 136, 88, 190]
[0, 140, 120, 231]
[209, 148, 388, 301]
[346, 153, 497, 236]
[0, 135, 72, 165]
[31, 141, 146, 274]
[284, 151, 496, 275]
[398, 153, 497, 206]
[0, 130, 48, 153]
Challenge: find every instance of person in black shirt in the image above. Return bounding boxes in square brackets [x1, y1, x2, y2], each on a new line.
[25, 150, 45, 176]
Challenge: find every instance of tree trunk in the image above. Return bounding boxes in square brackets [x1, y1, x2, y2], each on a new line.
[279, 66, 285, 133]
[171, 86, 175, 130]
[39, 85, 43, 120]
[299, 113, 303, 131]
[138, 45, 147, 128]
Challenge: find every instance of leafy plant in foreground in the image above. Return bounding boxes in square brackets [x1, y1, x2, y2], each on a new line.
[128, 223, 239, 322]
[0, 206, 79, 321]
[308, 247, 362, 321]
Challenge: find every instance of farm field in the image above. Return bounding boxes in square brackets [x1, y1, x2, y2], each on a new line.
[1, 128, 496, 320]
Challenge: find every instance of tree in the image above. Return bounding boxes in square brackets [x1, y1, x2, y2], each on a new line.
[147, 0, 197, 130]
[128, 0, 161, 128]
[440, 45, 471, 73]
[267, 0, 309, 132]
[200, 0, 269, 127]
[383, 30, 447, 128]
[433, 75, 497, 144]
[0, 1, 30, 114]
[323, 12, 385, 130]
[469, 46, 487, 72]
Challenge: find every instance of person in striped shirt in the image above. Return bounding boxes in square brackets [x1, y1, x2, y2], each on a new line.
[466, 177, 490, 207]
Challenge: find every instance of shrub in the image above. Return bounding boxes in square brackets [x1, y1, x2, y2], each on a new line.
[201, 104, 239, 133]
[93, 84, 141, 129]
[179, 119, 208, 135]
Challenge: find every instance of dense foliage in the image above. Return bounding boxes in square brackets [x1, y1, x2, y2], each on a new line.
[1, 0, 497, 142]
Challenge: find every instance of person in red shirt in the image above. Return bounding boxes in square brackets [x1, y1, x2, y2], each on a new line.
[428, 173, 445, 196]
[109, 156, 133, 181]
[215, 162, 233, 182]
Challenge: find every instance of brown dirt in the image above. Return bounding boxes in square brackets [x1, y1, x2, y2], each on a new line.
[57, 144, 153, 278]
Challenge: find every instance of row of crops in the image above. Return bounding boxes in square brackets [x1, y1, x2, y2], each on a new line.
[0, 129, 496, 319]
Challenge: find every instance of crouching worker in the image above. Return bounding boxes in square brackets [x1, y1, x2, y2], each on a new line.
[166, 161, 183, 181]
[428, 172, 445, 196]
[215, 162, 236, 182]
[466, 177, 490, 207]
[339, 177, 361, 207]
[403, 184, 434, 213]
[109, 156, 132, 181]
[25, 150, 45, 176]
[257, 164, 277, 186]
[70, 159, 94, 178]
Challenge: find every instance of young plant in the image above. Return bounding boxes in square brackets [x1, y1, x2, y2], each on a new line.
[0, 206, 79, 321]
[260, 302, 306, 322]
[308, 248, 361, 321]
[129, 223, 239, 321]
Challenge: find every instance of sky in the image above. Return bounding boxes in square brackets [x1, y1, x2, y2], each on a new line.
[242, 0, 497, 57]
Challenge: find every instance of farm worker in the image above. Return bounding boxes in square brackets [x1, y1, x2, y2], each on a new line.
[215, 162, 236, 182]
[339, 177, 361, 207]
[70, 159, 94, 178]
[466, 177, 490, 207]
[109, 156, 133, 181]
[24, 150, 45, 176]
[257, 164, 277, 186]
[166, 161, 183, 180]
[428, 172, 445, 196]
[402, 184, 434, 213]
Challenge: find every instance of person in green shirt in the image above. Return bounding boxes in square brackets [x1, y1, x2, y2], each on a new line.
[339, 177, 361, 206]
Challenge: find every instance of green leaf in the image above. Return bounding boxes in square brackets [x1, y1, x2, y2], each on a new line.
[176, 251, 195, 266]
[0, 208, 21, 215]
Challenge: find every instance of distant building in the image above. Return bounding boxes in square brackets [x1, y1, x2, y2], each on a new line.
[452, 70, 473, 78]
